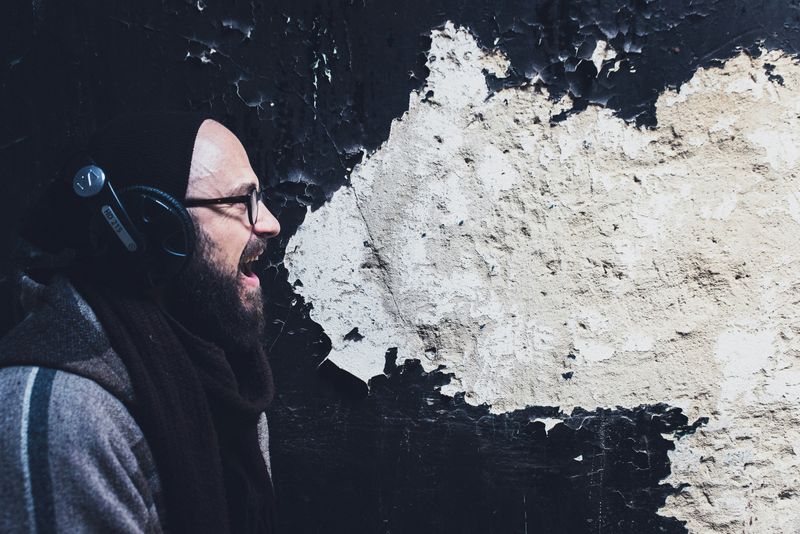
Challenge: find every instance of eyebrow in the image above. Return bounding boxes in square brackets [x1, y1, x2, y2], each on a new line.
[226, 181, 258, 197]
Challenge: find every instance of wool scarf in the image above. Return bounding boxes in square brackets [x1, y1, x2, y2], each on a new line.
[76, 281, 275, 533]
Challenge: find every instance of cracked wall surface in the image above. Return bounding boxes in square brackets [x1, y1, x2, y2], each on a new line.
[285, 24, 800, 533]
[5, 1, 800, 532]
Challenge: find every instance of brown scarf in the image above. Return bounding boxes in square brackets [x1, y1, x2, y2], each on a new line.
[76, 281, 275, 533]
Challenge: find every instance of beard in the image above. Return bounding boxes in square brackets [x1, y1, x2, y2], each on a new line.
[164, 227, 267, 355]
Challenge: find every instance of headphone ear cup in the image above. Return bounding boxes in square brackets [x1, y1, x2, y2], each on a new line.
[118, 185, 196, 287]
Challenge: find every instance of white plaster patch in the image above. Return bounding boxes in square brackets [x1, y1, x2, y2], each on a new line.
[285, 23, 800, 533]
[786, 191, 800, 225]
[714, 328, 774, 406]
[532, 418, 563, 434]
[284, 185, 423, 379]
[590, 40, 616, 75]
[745, 128, 800, 169]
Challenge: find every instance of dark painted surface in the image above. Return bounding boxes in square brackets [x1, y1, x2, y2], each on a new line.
[273, 338, 705, 533]
[1, 0, 797, 532]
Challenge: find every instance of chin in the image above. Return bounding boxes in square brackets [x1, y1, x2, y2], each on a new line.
[239, 281, 263, 306]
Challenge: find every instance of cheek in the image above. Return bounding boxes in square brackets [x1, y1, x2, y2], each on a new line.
[227, 234, 251, 267]
[201, 222, 249, 270]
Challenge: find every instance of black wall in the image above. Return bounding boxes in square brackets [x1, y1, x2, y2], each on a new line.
[2, 1, 797, 532]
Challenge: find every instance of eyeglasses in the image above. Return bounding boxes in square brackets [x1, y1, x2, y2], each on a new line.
[184, 185, 266, 226]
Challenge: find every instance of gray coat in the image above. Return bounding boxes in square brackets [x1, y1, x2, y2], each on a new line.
[0, 277, 271, 533]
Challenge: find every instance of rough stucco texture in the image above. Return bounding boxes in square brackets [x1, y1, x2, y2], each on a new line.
[284, 24, 800, 532]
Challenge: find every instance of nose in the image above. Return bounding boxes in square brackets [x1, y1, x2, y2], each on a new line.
[254, 198, 280, 238]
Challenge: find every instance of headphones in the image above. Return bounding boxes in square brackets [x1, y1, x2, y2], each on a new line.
[67, 154, 196, 288]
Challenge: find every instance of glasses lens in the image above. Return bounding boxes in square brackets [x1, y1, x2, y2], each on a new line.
[249, 188, 259, 225]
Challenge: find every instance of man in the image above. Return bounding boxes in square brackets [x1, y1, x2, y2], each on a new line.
[0, 112, 281, 533]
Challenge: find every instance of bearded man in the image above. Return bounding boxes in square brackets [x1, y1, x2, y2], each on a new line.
[0, 112, 281, 533]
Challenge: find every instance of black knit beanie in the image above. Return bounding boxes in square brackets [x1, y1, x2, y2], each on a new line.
[23, 111, 213, 255]
[88, 111, 213, 201]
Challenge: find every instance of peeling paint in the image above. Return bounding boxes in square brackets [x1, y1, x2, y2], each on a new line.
[532, 417, 563, 434]
[286, 24, 800, 532]
[5, 1, 800, 532]
[270, 354, 698, 533]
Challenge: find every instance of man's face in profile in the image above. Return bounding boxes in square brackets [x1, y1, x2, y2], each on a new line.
[165, 120, 280, 352]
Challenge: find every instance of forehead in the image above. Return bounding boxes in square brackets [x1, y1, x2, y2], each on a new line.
[187, 119, 258, 197]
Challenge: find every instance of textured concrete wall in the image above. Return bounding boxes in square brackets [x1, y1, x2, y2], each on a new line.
[285, 24, 800, 533]
[6, 1, 800, 531]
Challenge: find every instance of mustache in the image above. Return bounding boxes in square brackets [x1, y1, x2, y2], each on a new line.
[240, 236, 267, 262]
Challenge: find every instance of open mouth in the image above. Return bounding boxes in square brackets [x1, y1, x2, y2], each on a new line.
[239, 250, 263, 285]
